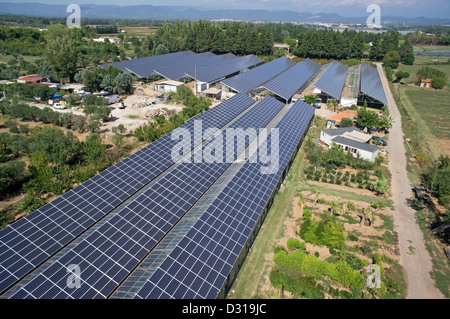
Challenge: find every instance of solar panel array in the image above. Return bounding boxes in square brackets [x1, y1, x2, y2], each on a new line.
[314, 60, 349, 100]
[102, 51, 196, 78]
[185, 55, 264, 83]
[222, 57, 296, 94]
[263, 58, 321, 101]
[153, 52, 239, 81]
[0, 93, 255, 296]
[134, 100, 315, 299]
[359, 63, 388, 105]
[8, 96, 285, 299]
[102, 51, 262, 83]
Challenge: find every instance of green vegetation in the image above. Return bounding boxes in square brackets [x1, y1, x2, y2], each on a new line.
[300, 214, 346, 251]
[415, 66, 448, 89]
[133, 85, 211, 143]
[0, 98, 89, 132]
[421, 155, 450, 210]
[0, 82, 55, 100]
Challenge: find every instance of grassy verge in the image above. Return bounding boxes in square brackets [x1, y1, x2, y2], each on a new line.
[415, 208, 450, 298]
[388, 66, 450, 298]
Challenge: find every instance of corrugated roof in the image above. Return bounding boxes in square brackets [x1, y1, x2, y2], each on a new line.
[331, 136, 379, 153]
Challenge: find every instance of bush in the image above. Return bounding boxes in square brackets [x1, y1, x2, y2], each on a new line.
[383, 231, 394, 245]
[300, 216, 346, 251]
[287, 238, 306, 251]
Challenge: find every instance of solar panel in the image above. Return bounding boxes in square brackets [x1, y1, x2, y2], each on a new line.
[263, 58, 321, 101]
[102, 51, 196, 78]
[0, 93, 255, 296]
[314, 60, 349, 100]
[185, 55, 264, 83]
[7, 96, 285, 299]
[134, 100, 315, 299]
[222, 57, 296, 94]
[359, 63, 388, 105]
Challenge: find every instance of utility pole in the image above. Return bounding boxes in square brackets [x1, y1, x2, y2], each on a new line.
[194, 64, 197, 95]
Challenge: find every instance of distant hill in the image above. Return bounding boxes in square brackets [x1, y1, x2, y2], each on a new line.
[0, 2, 448, 25]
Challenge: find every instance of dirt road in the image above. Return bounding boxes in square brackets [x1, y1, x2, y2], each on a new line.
[376, 63, 444, 299]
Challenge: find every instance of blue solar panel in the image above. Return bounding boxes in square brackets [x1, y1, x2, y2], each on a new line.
[222, 57, 296, 94]
[314, 60, 349, 100]
[0, 93, 254, 295]
[102, 51, 196, 78]
[263, 58, 321, 101]
[360, 63, 388, 105]
[185, 55, 264, 83]
[7, 96, 284, 299]
[134, 100, 315, 299]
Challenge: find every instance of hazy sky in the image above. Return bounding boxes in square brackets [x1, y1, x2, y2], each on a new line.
[0, 0, 448, 18]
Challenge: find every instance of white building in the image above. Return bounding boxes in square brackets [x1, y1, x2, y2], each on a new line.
[154, 80, 184, 93]
[320, 127, 379, 162]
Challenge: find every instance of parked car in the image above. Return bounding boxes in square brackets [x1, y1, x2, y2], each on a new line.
[53, 103, 66, 110]
[98, 90, 112, 96]
[313, 99, 322, 109]
[371, 136, 387, 146]
[75, 87, 86, 94]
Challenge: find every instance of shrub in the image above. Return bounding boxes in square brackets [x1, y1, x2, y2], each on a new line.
[383, 231, 394, 245]
[273, 245, 286, 254]
[287, 238, 306, 251]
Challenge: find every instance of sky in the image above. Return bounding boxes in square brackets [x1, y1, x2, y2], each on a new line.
[0, 0, 448, 18]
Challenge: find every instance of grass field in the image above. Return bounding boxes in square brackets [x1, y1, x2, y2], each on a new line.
[101, 26, 159, 39]
[414, 45, 450, 52]
[393, 58, 450, 160]
[0, 54, 41, 64]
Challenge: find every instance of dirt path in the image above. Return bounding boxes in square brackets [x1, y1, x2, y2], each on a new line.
[376, 63, 444, 299]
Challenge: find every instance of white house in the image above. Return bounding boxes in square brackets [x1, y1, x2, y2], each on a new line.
[154, 80, 184, 93]
[320, 127, 379, 162]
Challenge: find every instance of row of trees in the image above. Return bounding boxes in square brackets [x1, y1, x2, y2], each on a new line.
[1, 82, 55, 100]
[149, 20, 274, 56]
[0, 98, 108, 134]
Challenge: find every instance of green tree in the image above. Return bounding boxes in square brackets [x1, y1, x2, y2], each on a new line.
[304, 94, 318, 105]
[398, 39, 415, 65]
[395, 70, 410, 82]
[155, 44, 169, 55]
[339, 117, 354, 128]
[432, 77, 447, 90]
[0, 160, 27, 198]
[114, 72, 134, 94]
[356, 107, 380, 131]
[383, 51, 401, 69]
[82, 69, 102, 92]
[402, 52, 415, 66]
[374, 177, 389, 196]
[421, 155, 450, 207]
[44, 26, 80, 82]
[28, 128, 79, 165]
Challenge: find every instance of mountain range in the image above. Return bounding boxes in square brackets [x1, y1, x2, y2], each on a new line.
[0, 2, 449, 25]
